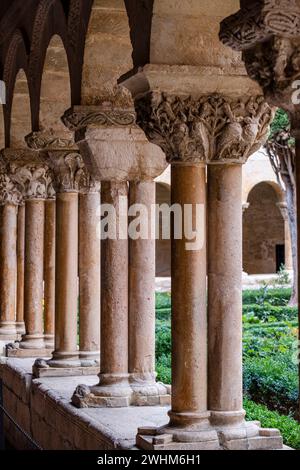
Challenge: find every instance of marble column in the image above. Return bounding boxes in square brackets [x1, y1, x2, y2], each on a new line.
[16, 204, 25, 335]
[207, 163, 244, 427]
[79, 182, 100, 366]
[0, 172, 22, 340]
[129, 180, 169, 404]
[44, 199, 56, 349]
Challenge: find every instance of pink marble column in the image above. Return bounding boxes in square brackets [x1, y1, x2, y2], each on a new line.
[44, 199, 56, 350]
[16, 204, 25, 335]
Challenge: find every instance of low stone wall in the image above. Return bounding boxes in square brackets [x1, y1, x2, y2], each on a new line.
[0, 358, 168, 450]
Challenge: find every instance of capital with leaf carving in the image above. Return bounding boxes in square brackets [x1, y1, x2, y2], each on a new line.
[47, 151, 90, 193]
[220, 0, 300, 126]
[135, 92, 272, 165]
[1, 150, 55, 201]
[0, 169, 23, 206]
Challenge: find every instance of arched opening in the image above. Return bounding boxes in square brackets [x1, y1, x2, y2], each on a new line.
[39, 34, 71, 134]
[155, 182, 171, 277]
[243, 182, 285, 274]
[10, 69, 31, 148]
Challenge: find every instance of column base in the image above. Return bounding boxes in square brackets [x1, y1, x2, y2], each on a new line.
[32, 353, 100, 378]
[15, 322, 26, 335]
[6, 342, 50, 358]
[137, 411, 219, 450]
[72, 373, 133, 408]
[136, 419, 284, 450]
[44, 334, 55, 350]
[130, 373, 171, 406]
[79, 350, 100, 367]
[0, 322, 17, 336]
[19, 334, 45, 350]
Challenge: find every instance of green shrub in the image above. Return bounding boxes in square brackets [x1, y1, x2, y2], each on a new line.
[156, 354, 171, 384]
[242, 288, 292, 306]
[243, 355, 298, 419]
[243, 303, 297, 322]
[156, 292, 171, 310]
[244, 398, 300, 449]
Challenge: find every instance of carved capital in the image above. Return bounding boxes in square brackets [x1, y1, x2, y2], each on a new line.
[135, 92, 272, 164]
[220, 1, 300, 115]
[1, 150, 55, 200]
[220, 1, 300, 52]
[0, 170, 23, 206]
[62, 105, 136, 132]
[47, 151, 88, 193]
[26, 131, 77, 151]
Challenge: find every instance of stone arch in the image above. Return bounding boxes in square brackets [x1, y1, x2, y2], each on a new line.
[2, 30, 29, 146]
[38, 34, 71, 134]
[10, 69, 32, 148]
[244, 179, 285, 206]
[28, 0, 71, 130]
[155, 181, 171, 277]
[243, 181, 286, 275]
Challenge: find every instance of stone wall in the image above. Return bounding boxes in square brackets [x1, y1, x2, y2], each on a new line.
[0, 359, 167, 450]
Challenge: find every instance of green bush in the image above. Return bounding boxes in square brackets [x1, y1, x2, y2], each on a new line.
[244, 398, 300, 449]
[243, 303, 297, 322]
[242, 288, 292, 306]
[243, 355, 298, 419]
[156, 292, 171, 310]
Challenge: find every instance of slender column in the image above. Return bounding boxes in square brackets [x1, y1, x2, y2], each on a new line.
[48, 191, 80, 366]
[170, 163, 209, 427]
[129, 180, 169, 403]
[207, 164, 245, 426]
[277, 202, 293, 271]
[79, 188, 100, 366]
[72, 180, 132, 406]
[20, 200, 45, 349]
[97, 181, 131, 398]
[0, 203, 18, 337]
[44, 199, 56, 349]
[16, 204, 25, 335]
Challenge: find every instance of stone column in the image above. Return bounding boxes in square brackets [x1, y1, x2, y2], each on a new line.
[128, 92, 220, 449]
[43, 198, 56, 349]
[45, 152, 83, 369]
[73, 181, 132, 406]
[2, 151, 54, 355]
[277, 202, 293, 271]
[129, 179, 169, 405]
[16, 204, 25, 335]
[207, 163, 244, 428]
[0, 172, 22, 341]
[78, 179, 100, 366]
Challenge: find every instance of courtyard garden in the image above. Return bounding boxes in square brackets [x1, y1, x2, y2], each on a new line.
[155, 287, 300, 449]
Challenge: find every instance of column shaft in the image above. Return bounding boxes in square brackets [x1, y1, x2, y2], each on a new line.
[16, 204, 25, 334]
[44, 199, 56, 349]
[50, 192, 80, 366]
[170, 163, 208, 427]
[0, 204, 18, 336]
[100, 181, 129, 381]
[20, 200, 45, 349]
[79, 191, 100, 364]
[207, 164, 244, 425]
[129, 180, 156, 380]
